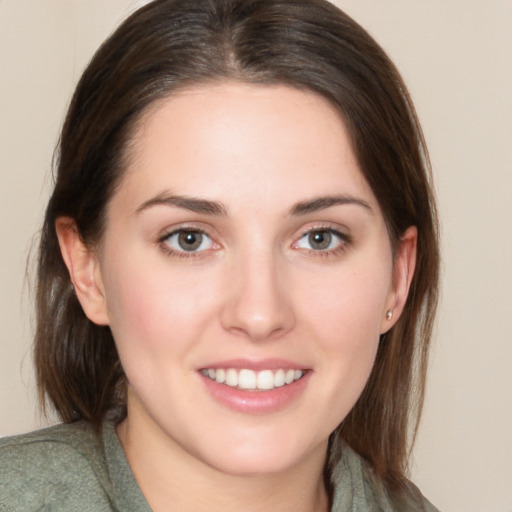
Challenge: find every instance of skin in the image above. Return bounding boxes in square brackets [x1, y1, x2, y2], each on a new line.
[57, 83, 416, 512]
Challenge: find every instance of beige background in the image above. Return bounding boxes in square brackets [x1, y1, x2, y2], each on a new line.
[1, 1, 511, 510]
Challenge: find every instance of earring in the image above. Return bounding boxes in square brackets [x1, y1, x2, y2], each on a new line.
[386, 310, 393, 320]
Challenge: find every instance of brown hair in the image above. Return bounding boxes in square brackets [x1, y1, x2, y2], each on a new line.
[35, 0, 439, 491]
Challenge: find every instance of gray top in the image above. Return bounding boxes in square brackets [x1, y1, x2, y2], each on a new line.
[0, 422, 439, 511]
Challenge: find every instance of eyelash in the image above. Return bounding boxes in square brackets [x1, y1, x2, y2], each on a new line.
[158, 227, 216, 260]
[157, 226, 351, 259]
[294, 226, 351, 258]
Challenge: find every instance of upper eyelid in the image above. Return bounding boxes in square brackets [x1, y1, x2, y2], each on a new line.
[296, 227, 350, 243]
[297, 223, 350, 239]
[158, 228, 218, 257]
[291, 225, 352, 253]
[300, 226, 346, 235]
[155, 222, 351, 246]
[158, 224, 214, 240]
[158, 226, 217, 251]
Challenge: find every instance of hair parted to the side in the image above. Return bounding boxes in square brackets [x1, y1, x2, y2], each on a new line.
[35, 0, 439, 491]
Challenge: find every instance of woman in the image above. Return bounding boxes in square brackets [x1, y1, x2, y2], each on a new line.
[0, 0, 440, 510]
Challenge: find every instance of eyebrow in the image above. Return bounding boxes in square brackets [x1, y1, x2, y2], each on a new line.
[290, 195, 373, 216]
[136, 193, 227, 216]
[136, 192, 372, 217]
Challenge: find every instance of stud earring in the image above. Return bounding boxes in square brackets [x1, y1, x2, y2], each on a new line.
[386, 310, 393, 320]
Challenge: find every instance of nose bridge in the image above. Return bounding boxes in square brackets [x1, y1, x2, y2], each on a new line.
[221, 243, 295, 341]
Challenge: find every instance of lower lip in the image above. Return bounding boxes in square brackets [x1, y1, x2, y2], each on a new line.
[200, 372, 311, 414]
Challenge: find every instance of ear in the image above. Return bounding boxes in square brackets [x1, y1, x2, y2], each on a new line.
[55, 217, 110, 326]
[380, 226, 417, 334]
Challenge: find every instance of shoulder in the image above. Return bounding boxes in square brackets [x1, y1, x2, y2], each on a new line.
[331, 443, 441, 512]
[0, 422, 114, 511]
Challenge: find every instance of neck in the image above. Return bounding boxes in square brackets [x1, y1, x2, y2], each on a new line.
[117, 415, 330, 512]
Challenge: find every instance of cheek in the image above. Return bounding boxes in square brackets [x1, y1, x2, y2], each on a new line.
[295, 259, 391, 405]
[102, 252, 218, 363]
[301, 263, 391, 344]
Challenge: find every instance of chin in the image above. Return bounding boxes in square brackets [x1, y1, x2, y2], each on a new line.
[205, 451, 306, 477]
[192, 430, 328, 477]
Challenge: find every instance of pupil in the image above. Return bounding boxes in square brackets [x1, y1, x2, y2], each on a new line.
[178, 231, 202, 251]
[309, 231, 331, 250]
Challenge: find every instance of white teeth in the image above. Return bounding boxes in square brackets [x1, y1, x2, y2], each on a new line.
[238, 369, 257, 390]
[274, 369, 285, 387]
[257, 370, 274, 390]
[225, 368, 238, 387]
[285, 369, 295, 384]
[202, 367, 304, 390]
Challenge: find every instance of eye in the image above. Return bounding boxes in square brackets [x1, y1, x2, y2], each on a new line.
[294, 229, 347, 252]
[162, 229, 215, 253]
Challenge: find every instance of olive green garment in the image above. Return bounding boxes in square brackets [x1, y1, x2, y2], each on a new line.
[0, 421, 439, 511]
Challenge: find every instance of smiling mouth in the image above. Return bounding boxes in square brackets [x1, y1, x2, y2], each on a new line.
[200, 368, 305, 391]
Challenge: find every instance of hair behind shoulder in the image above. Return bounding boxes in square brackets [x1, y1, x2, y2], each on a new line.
[34, 0, 439, 491]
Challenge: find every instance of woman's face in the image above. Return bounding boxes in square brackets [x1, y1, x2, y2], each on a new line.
[77, 83, 411, 475]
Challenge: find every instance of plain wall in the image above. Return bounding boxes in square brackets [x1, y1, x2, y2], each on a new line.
[1, 1, 511, 511]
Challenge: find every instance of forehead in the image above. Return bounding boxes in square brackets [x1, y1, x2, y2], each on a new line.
[115, 82, 376, 214]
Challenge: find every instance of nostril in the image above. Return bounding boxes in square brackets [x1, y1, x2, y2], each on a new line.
[219, 258, 296, 341]
[220, 296, 296, 342]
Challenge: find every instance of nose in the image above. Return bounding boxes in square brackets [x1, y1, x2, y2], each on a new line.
[220, 250, 296, 342]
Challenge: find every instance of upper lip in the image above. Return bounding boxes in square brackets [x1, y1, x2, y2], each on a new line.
[198, 358, 308, 371]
